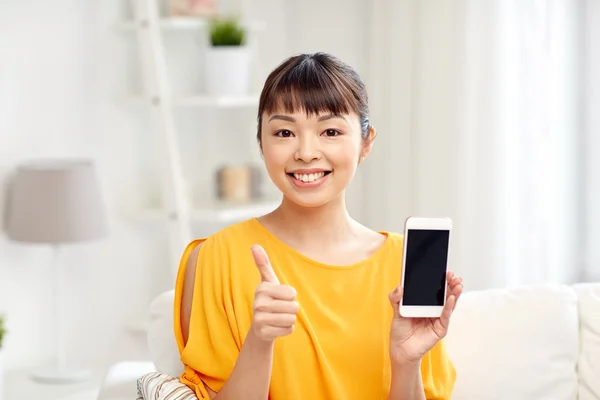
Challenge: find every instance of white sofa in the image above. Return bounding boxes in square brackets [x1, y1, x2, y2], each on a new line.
[97, 283, 600, 400]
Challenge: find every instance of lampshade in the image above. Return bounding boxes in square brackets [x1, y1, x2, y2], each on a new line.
[5, 159, 109, 244]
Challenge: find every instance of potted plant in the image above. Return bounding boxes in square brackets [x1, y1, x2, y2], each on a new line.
[0, 314, 6, 400]
[204, 16, 251, 96]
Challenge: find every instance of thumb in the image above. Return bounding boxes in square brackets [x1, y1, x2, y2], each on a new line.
[389, 286, 403, 319]
[251, 244, 280, 284]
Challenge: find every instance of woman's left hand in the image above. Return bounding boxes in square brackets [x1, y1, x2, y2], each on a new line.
[388, 271, 463, 365]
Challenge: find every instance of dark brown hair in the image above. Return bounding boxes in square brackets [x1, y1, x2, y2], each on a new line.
[256, 52, 371, 145]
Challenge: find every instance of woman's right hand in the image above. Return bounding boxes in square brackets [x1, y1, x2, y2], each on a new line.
[249, 244, 299, 343]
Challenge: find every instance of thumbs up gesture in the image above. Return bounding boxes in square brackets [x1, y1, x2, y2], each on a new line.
[250, 244, 299, 343]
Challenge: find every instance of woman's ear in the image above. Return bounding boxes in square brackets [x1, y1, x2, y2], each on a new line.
[359, 125, 377, 163]
[256, 123, 264, 156]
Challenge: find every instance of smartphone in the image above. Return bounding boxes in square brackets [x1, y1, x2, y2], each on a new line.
[399, 216, 452, 318]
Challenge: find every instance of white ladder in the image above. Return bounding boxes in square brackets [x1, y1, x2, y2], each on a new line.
[132, 0, 193, 282]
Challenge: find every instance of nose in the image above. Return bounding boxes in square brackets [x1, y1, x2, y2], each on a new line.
[294, 135, 321, 162]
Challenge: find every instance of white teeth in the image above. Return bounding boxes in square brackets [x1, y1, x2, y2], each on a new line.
[293, 172, 325, 182]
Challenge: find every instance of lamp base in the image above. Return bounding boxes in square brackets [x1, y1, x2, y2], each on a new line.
[31, 368, 92, 384]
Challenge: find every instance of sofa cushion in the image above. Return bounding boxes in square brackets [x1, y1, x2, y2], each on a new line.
[574, 283, 600, 400]
[97, 361, 157, 400]
[444, 284, 580, 400]
[147, 290, 184, 378]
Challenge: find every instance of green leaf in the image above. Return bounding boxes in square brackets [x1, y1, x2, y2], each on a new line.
[209, 17, 246, 46]
[0, 314, 6, 349]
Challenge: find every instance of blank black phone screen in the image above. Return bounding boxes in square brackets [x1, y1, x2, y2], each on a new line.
[402, 229, 450, 306]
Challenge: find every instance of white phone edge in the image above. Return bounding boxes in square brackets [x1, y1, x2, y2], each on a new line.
[399, 216, 452, 319]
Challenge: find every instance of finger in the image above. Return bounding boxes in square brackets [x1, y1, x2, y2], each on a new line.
[455, 277, 463, 288]
[451, 284, 463, 311]
[256, 283, 297, 301]
[254, 299, 299, 314]
[448, 276, 462, 291]
[251, 244, 280, 285]
[259, 325, 295, 339]
[255, 312, 297, 327]
[447, 280, 463, 297]
[388, 286, 403, 318]
[445, 278, 463, 313]
[452, 282, 464, 296]
[439, 294, 456, 330]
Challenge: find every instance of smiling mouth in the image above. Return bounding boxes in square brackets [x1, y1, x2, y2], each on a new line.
[287, 171, 332, 183]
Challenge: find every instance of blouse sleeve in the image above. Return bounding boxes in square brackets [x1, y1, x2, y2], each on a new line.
[420, 339, 457, 399]
[173, 236, 241, 399]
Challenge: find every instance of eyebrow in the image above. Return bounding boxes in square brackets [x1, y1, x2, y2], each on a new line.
[268, 115, 296, 122]
[268, 114, 348, 123]
[318, 114, 347, 122]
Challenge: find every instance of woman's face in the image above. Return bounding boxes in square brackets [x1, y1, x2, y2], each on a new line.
[260, 109, 371, 208]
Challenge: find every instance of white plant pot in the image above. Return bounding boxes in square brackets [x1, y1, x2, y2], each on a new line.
[205, 46, 251, 97]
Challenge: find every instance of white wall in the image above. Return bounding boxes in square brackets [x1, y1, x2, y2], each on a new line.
[0, 0, 370, 371]
[583, 0, 600, 281]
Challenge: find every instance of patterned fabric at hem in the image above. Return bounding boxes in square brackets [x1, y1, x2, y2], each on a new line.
[137, 372, 198, 399]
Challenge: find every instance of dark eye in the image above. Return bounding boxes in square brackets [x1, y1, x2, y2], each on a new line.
[323, 129, 341, 137]
[275, 129, 293, 137]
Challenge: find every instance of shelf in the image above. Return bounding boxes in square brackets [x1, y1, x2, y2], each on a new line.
[124, 94, 260, 108]
[133, 199, 280, 224]
[114, 17, 266, 32]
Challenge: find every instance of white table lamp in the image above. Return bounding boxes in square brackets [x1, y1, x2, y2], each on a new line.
[4, 159, 109, 384]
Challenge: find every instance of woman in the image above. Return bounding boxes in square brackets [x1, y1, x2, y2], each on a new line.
[174, 52, 463, 400]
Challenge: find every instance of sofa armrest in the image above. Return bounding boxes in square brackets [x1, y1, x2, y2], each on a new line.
[97, 361, 157, 400]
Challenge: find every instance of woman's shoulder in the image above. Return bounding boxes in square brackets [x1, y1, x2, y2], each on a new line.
[195, 218, 261, 251]
[178, 219, 262, 289]
[368, 230, 404, 263]
[383, 230, 404, 247]
[367, 227, 403, 252]
[186, 218, 265, 277]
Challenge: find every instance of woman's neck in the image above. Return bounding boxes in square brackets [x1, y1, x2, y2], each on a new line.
[265, 193, 357, 245]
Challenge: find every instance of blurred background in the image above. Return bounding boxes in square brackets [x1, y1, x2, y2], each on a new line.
[0, 0, 598, 398]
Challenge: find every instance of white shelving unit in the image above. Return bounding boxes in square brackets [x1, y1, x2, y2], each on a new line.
[115, 16, 266, 31]
[118, 0, 274, 283]
[113, 0, 276, 335]
[133, 199, 281, 224]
